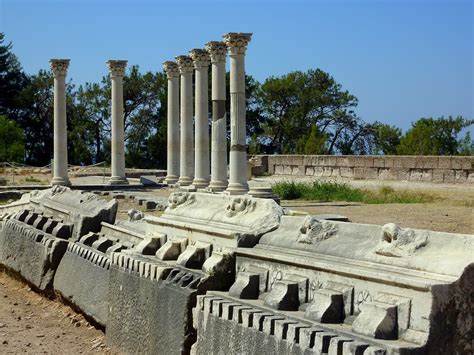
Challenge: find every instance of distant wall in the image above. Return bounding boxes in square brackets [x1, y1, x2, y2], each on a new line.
[250, 155, 474, 184]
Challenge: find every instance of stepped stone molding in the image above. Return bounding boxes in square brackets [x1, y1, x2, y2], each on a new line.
[28, 186, 118, 241]
[0, 210, 71, 291]
[250, 154, 474, 183]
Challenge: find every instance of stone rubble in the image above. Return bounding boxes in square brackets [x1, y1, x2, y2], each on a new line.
[0, 187, 472, 354]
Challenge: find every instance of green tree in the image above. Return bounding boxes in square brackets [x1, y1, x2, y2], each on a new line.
[258, 69, 360, 154]
[0, 115, 25, 162]
[457, 132, 474, 156]
[0, 33, 29, 120]
[16, 70, 54, 165]
[397, 116, 473, 155]
[370, 121, 402, 154]
[294, 125, 327, 154]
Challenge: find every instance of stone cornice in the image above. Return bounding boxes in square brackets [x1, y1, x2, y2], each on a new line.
[175, 55, 194, 74]
[49, 59, 70, 77]
[106, 60, 128, 77]
[205, 41, 227, 63]
[162, 61, 180, 79]
[223, 32, 252, 55]
[189, 49, 210, 69]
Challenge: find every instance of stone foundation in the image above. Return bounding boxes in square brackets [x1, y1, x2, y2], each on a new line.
[250, 155, 474, 183]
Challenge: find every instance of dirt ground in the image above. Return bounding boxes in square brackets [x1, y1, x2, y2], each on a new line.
[0, 270, 115, 354]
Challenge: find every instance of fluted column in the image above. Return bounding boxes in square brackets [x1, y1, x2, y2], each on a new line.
[189, 49, 210, 188]
[206, 41, 228, 192]
[107, 60, 128, 185]
[163, 61, 180, 185]
[223, 32, 252, 195]
[50, 59, 71, 186]
[176, 55, 194, 186]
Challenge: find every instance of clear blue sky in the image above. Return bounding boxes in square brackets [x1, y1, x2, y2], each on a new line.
[1, 0, 472, 131]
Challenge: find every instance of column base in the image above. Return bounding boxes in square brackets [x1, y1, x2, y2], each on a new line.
[224, 182, 249, 195]
[108, 176, 129, 185]
[192, 178, 210, 189]
[177, 176, 193, 186]
[165, 175, 179, 185]
[207, 180, 228, 192]
[51, 176, 71, 187]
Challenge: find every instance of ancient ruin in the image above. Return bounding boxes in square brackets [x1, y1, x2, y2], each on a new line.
[0, 31, 472, 355]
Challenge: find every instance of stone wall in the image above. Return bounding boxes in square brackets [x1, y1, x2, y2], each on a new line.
[252, 155, 474, 184]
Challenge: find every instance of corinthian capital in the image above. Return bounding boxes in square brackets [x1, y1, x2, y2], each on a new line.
[175, 55, 194, 74]
[162, 61, 180, 79]
[205, 41, 227, 63]
[49, 59, 70, 77]
[106, 60, 128, 77]
[223, 32, 252, 55]
[189, 49, 210, 69]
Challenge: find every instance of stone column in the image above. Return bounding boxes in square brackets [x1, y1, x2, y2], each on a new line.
[205, 41, 228, 192]
[163, 61, 180, 185]
[175, 55, 194, 186]
[189, 49, 210, 188]
[223, 32, 252, 195]
[50, 59, 71, 186]
[106, 60, 128, 185]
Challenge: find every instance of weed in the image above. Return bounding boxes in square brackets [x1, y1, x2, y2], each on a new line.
[24, 176, 42, 183]
[272, 180, 436, 204]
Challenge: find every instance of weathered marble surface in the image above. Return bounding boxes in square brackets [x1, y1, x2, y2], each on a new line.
[29, 186, 118, 241]
[146, 192, 284, 248]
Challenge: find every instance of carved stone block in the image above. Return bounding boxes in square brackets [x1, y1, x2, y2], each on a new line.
[305, 288, 344, 323]
[264, 280, 300, 311]
[176, 241, 211, 269]
[352, 300, 398, 340]
[327, 337, 354, 355]
[155, 237, 187, 260]
[342, 341, 370, 355]
[134, 234, 166, 255]
[91, 237, 114, 252]
[246, 265, 269, 293]
[229, 272, 260, 299]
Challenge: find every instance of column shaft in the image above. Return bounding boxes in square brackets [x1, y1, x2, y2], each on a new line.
[176, 56, 194, 186]
[224, 32, 252, 195]
[192, 66, 209, 187]
[50, 59, 70, 186]
[163, 61, 180, 184]
[206, 41, 228, 192]
[190, 49, 211, 188]
[227, 53, 248, 193]
[107, 60, 128, 185]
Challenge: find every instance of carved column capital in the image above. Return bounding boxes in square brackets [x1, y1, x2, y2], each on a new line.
[106, 60, 128, 77]
[189, 49, 210, 69]
[49, 59, 70, 77]
[162, 61, 180, 79]
[175, 55, 194, 74]
[223, 32, 252, 55]
[205, 41, 227, 63]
